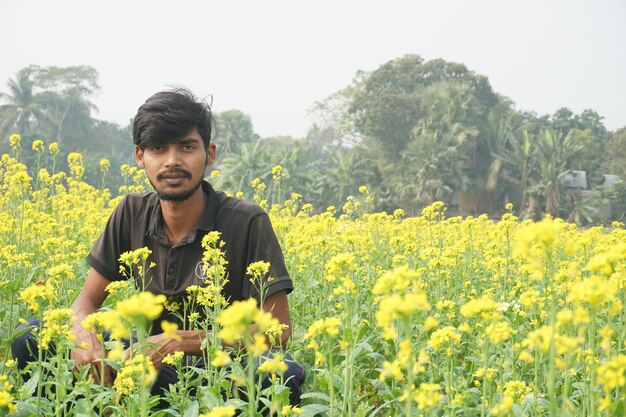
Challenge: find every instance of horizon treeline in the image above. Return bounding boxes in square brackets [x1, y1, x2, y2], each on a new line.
[1, 56, 625, 224]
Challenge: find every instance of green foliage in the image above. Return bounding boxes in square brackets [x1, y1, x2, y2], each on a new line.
[1, 58, 621, 223]
[214, 109, 260, 154]
[602, 128, 626, 177]
[344, 55, 501, 212]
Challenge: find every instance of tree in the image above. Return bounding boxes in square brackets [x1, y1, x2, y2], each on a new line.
[308, 146, 375, 209]
[214, 110, 259, 154]
[488, 129, 537, 213]
[483, 98, 539, 213]
[568, 109, 608, 183]
[0, 67, 50, 139]
[602, 127, 626, 177]
[397, 81, 480, 208]
[262, 136, 315, 197]
[529, 129, 584, 217]
[342, 55, 501, 212]
[307, 84, 362, 150]
[348, 55, 497, 156]
[214, 141, 273, 193]
[31, 65, 100, 148]
[0, 65, 100, 149]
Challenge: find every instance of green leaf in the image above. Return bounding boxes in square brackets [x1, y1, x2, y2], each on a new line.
[182, 401, 199, 417]
[300, 391, 330, 403]
[298, 403, 328, 417]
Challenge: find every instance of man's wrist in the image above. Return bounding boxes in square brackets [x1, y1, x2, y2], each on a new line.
[176, 330, 207, 356]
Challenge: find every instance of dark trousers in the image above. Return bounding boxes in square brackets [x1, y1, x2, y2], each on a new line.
[11, 319, 305, 406]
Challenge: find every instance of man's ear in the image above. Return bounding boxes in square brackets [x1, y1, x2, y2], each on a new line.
[206, 143, 217, 166]
[135, 145, 145, 168]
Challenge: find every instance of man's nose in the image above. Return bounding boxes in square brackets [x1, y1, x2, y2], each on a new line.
[164, 149, 182, 166]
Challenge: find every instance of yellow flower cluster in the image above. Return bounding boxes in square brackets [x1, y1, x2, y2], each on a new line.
[485, 321, 516, 344]
[39, 308, 75, 349]
[304, 317, 342, 365]
[210, 349, 232, 367]
[246, 260, 270, 284]
[303, 317, 341, 340]
[428, 326, 461, 350]
[113, 354, 157, 395]
[271, 164, 284, 181]
[376, 291, 430, 340]
[187, 284, 224, 308]
[162, 351, 185, 366]
[0, 375, 17, 414]
[117, 291, 166, 323]
[199, 405, 236, 417]
[401, 382, 443, 410]
[201, 231, 229, 287]
[5, 143, 626, 414]
[567, 275, 618, 310]
[118, 247, 152, 268]
[460, 295, 500, 321]
[83, 309, 128, 340]
[19, 280, 56, 312]
[216, 298, 278, 349]
[597, 355, 626, 392]
[257, 352, 288, 378]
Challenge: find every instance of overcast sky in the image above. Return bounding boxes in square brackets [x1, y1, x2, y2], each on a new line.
[1, 0, 625, 139]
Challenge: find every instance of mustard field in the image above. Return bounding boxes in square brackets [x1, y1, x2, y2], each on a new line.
[1, 136, 625, 416]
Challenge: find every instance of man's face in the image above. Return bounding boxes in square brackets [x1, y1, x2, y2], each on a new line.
[135, 128, 216, 202]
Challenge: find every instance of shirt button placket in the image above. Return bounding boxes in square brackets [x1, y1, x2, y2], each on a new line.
[166, 248, 177, 291]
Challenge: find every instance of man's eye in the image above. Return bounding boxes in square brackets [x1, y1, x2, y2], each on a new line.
[183, 145, 195, 150]
[152, 146, 163, 151]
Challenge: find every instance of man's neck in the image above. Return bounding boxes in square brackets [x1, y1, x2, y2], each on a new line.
[159, 185, 207, 245]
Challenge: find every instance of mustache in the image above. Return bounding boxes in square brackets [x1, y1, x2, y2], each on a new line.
[156, 168, 192, 180]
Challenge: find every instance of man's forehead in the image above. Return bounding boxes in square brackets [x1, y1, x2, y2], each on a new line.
[173, 128, 202, 142]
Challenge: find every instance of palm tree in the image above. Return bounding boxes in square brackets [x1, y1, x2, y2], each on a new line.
[311, 147, 373, 209]
[268, 144, 314, 197]
[0, 68, 50, 138]
[391, 81, 478, 211]
[487, 129, 536, 212]
[534, 129, 584, 216]
[39, 90, 97, 148]
[214, 141, 273, 193]
[214, 110, 259, 154]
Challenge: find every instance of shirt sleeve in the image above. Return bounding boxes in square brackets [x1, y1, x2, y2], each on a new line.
[86, 196, 131, 282]
[243, 212, 294, 302]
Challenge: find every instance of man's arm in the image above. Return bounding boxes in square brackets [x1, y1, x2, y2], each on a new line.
[70, 268, 112, 383]
[145, 290, 292, 370]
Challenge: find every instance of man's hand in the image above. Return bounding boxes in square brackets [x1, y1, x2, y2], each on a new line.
[70, 268, 113, 384]
[71, 335, 115, 385]
[124, 333, 183, 371]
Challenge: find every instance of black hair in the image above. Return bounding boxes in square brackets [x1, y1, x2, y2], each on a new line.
[133, 88, 213, 150]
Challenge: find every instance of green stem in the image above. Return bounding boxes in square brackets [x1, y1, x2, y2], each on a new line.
[589, 312, 598, 417]
[481, 340, 489, 417]
[404, 320, 414, 417]
[35, 311, 44, 417]
[446, 355, 453, 417]
[533, 347, 539, 415]
[136, 325, 148, 417]
[247, 345, 257, 417]
[327, 340, 335, 417]
[343, 345, 353, 417]
[562, 355, 570, 415]
[547, 309, 557, 416]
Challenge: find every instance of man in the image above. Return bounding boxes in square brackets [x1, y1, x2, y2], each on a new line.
[12, 88, 304, 405]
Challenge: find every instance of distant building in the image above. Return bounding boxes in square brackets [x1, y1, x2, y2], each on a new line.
[602, 174, 620, 186]
[560, 170, 588, 189]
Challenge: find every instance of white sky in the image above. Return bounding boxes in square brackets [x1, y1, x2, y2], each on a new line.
[1, 0, 625, 138]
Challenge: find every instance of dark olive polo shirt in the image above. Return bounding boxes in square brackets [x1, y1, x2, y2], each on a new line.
[87, 181, 293, 328]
